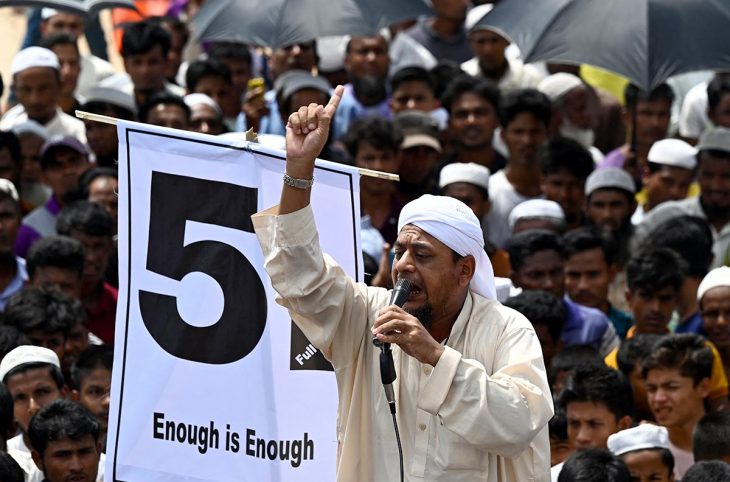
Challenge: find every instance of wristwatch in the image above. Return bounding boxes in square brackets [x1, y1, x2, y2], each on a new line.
[283, 173, 314, 190]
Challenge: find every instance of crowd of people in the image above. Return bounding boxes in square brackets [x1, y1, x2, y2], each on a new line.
[0, 0, 727, 480]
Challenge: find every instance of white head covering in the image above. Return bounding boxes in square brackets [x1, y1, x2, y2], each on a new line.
[0, 345, 60, 382]
[508, 199, 565, 231]
[184, 93, 223, 116]
[607, 424, 670, 456]
[397, 194, 495, 300]
[439, 162, 490, 191]
[11, 120, 49, 140]
[538, 73, 584, 101]
[697, 266, 730, 302]
[647, 138, 697, 170]
[11, 47, 59, 76]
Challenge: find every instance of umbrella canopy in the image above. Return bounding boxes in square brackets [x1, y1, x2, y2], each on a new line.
[476, 0, 730, 90]
[0, 0, 135, 15]
[192, 0, 432, 48]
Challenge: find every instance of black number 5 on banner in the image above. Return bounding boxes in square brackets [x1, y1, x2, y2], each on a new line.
[139, 172, 266, 364]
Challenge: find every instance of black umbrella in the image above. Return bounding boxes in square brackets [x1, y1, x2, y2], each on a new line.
[475, 0, 730, 90]
[0, 0, 135, 15]
[192, 0, 432, 48]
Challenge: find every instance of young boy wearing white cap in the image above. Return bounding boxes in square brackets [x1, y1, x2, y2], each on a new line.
[607, 424, 675, 482]
[0, 47, 86, 145]
[632, 138, 697, 225]
[698, 266, 730, 375]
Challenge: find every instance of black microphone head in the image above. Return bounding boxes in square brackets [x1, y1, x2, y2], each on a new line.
[390, 278, 413, 307]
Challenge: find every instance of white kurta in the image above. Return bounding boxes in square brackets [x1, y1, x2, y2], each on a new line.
[253, 205, 553, 482]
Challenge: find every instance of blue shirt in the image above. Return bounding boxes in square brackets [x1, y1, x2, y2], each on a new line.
[0, 258, 27, 311]
[562, 298, 618, 356]
[332, 83, 391, 140]
[675, 311, 705, 335]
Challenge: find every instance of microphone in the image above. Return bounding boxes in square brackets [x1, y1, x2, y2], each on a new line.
[373, 278, 413, 347]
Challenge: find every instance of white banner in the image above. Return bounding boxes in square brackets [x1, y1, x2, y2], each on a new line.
[106, 122, 362, 482]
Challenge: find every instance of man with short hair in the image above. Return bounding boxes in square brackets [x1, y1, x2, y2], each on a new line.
[0, 47, 86, 143]
[333, 35, 391, 139]
[607, 424, 675, 482]
[615, 334, 662, 422]
[508, 229, 619, 357]
[693, 411, 730, 464]
[632, 139, 697, 224]
[557, 449, 632, 482]
[681, 461, 730, 482]
[389, 66, 440, 115]
[208, 41, 252, 121]
[639, 127, 730, 268]
[80, 86, 137, 167]
[185, 58, 236, 122]
[138, 92, 190, 130]
[395, 110, 442, 202]
[441, 75, 505, 172]
[70, 345, 112, 451]
[504, 290, 565, 368]
[56, 201, 117, 343]
[405, 0, 472, 64]
[253, 85, 552, 480]
[487, 88, 552, 247]
[678, 72, 730, 144]
[29, 399, 102, 482]
[540, 137, 594, 230]
[15, 136, 91, 258]
[642, 334, 713, 479]
[37, 33, 82, 116]
[27, 235, 85, 299]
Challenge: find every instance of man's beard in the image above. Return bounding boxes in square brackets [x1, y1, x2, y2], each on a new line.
[559, 120, 595, 148]
[701, 198, 730, 221]
[350, 75, 387, 106]
[405, 303, 433, 330]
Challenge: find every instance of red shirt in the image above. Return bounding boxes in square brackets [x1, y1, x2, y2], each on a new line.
[86, 282, 118, 343]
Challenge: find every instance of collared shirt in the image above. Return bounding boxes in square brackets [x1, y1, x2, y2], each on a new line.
[461, 56, 544, 94]
[332, 83, 391, 141]
[0, 106, 86, 145]
[0, 258, 27, 311]
[253, 204, 553, 482]
[562, 298, 620, 357]
[15, 196, 62, 258]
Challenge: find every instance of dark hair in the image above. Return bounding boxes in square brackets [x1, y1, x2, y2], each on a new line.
[27, 235, 85, 279]
[641, 334, 713, 385]
[624, 83, 674, 111]
[390, 66, 436, 95]
[507, 229, 564, 271]
[185, 58, 232, 92]
[499, 88, 552, 128]
[440, 75, 500, 114]
[548, 345, 603, 393]
[0, 131, 22, 167]
[549, 410, 568, 441]
[28, 399, 100, 457]
[4, 287, 84, 339]
[0, 325, 31, 362]
[504, 291, 565, 344]
[208, 41, 252, 65]
[4, 362, 65, 389]
[342, 116, 403, 159]
[0, 452, 23, 482]
[38, 32, 79, 53]
[70, 345, 113, 391]
[80, 100, 135, 121]
[641, 216, 713, 278]
[626, 247, 685, 294]
[698, 148, 730, 162]
[558, 449, 631, 482]
[615, 334, 662, 376]
[681, 461, 730, 482]
[79, 167, 118, 198]
[559, 364, 633, 420]
[138, 92, 190, 124]
[121, 20, 171, 58]
[57, 200, 114, 238]
[563, 227, 617, 266]
[0, 189, 20, 216]
[707, 76, 730, 111]
[149, 15, 190, 46]
[0, 382, 14, 439]
[693, 411, 730, 461]
[539, 136, 594, 180]
[619, 448, 675, 475]
[430, 61, 465, 99]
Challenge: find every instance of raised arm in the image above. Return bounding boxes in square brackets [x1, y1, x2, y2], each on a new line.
[279, 85, 344, 215]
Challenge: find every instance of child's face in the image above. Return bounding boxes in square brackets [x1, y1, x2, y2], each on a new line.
[549, 436, 572, 467]
[620, 449, 674, 482]
[626, 286, 677, 334]
[77, 368, 112, 431]
[645, 367, 708, 430]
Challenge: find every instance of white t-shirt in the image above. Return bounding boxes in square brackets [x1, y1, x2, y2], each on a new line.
[678, 81, 710, 139]
[485, 169, 540, 248]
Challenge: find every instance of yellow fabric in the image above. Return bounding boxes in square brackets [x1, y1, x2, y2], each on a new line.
[580, 65, 630, 105]
[253, 204, 553, 482]
[635, 182, 701, 205]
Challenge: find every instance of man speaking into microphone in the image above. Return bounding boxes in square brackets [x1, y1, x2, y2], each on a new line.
[252, 85, 552, 481]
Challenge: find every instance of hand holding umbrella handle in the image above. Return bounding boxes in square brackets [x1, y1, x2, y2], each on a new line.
[280, 85, 344, 215]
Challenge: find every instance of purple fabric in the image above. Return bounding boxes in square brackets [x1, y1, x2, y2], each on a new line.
[14, 196, 62, 258]
[598, 147, 626, 169]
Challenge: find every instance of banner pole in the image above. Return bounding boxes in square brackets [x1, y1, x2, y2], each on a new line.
[75, 110, 400, 181]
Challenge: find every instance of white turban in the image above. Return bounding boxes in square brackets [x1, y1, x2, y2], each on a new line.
[397, 194, 496, 300]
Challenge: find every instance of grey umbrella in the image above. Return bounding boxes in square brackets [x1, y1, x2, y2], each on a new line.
[192, 0, 432, 48]
[0, 0, 135, 15]
[475, 0, 730, 90]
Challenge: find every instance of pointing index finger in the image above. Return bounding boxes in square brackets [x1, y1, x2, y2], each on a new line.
[323, 85, 345, 117]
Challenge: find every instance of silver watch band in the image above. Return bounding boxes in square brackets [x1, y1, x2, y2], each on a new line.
[283, 173, 314, 189]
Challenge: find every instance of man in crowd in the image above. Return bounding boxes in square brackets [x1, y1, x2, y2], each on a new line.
[693, 411, 730, 464]
[1, 47, 86, 143]
[208, 42, 252, 123]
[697, 267, 730, 375]
[607, 425, 675, 482]
[405, 0, 472, 63]
[184, 93, 225, 136]
[395, 110, 442, 202]
[508, 229, 619, 356]
[504, 290, 565, 369]
[38, 33, 82, 116]
[253, 85, 552, 480]
[138, 92, 190, 130]
[10, 120, 51, 210]
[486, 88, 551, 247]
[80, 86, 137, 167]
[185, 58, 236, 121]
[70, 345, 112, 451]
[388, 66, 440, 116]
[0, 181, 26, 311]
[27, 235, 84, 299]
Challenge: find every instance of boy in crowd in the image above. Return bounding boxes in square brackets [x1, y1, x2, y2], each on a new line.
[540, 137, 595, 230]
[693, 411, 730, 464]
[27, 235, 84, 299]
[29, 400, 102, 482]
[548, 345, 604, 395]
[615, 334, 661, 422]
[504, 290, 565, 369]
[71, 345, 113, 451]
[563, 228, 633, 339]
[682, 461, 730, 482]
[508, 229, 619, 356]
[642, 334, 713, 479]
[607, 424, 675, 482]
[486, 89, 551, 247]
[388, 66, 440, 116]
[185, 58, 235, 119]
[138, 92, 190, 130]
[80, 86, 137, 168]
[557, 449, 631, 482]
